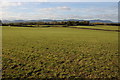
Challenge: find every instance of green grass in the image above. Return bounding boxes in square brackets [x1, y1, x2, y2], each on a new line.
[2, 26, 119, 79]
[70, 25, 119, 31]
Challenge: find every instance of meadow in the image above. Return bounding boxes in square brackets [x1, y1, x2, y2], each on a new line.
[2, 26, 119, 79]
[70, 25, 119, 31]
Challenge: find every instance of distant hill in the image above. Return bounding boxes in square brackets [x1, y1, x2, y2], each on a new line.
[2, 20, 27, 23]
[89, 20, 113, 23]
[1, 19, 115, 23]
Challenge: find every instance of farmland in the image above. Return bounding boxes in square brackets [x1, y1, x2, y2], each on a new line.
[2, 26, 119, 79]
[69, 25, 119, 31]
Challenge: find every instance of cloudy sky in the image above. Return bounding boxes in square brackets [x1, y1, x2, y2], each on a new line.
[0, 2, 118, 22]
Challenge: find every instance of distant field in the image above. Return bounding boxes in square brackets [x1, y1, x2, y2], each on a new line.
[70, 25, 119, 31]
[25, 25, 67, 27]
[2, 26, 119, 79]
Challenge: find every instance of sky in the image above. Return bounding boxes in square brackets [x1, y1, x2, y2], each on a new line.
[0, 2, 118, 22]
[0, 0, 119, 2]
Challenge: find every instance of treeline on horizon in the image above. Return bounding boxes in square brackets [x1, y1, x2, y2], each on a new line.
[1, 21, 120, 27]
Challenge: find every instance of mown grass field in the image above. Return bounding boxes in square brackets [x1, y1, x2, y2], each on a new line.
[2, 26, 119, 79]
[70, 25, 119, 31]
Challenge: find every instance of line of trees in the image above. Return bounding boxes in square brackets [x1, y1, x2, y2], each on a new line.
[1, 21, 120, 27]
[2, 21, 90, 27]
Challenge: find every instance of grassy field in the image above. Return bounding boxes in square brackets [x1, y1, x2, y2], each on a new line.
[70, 25, 119, 31]
[2, 26, 119, 79]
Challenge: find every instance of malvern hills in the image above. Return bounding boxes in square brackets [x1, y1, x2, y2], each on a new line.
[1, 19, 114, 23]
